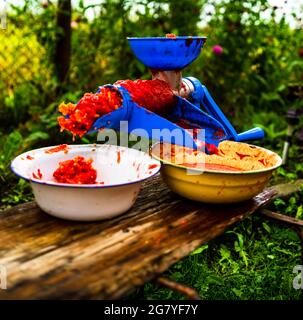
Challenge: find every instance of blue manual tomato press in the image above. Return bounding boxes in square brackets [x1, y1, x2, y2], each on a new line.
[88, 36, 264, 152]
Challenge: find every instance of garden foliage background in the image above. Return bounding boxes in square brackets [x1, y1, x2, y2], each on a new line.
[0, 0, 303, 299]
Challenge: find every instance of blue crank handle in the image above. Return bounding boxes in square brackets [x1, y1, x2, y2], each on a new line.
[200, 86, 265, 142]
[184, 77, 265, 143]
[184, 77, 237, 140]
[236, 127, 265, 142]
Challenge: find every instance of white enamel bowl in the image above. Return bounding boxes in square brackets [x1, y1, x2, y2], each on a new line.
[11, 144, 161, 221]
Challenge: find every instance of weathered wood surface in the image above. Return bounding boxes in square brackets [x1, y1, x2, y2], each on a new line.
[258, 209, 303, 227]
[0, 175, 280, 299]
[267, 179, 303, 200]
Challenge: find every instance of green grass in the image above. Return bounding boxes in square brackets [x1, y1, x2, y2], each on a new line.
[130, 214, 302, 300]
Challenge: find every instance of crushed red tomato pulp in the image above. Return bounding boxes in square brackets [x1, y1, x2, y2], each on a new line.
[45, 144, 69, 154]
[165, 33, 177, 39]
[148, 164, 159, 170]
[115, 79, 176, 116]
[58, 87, 123, 138]
[117, 150, 121, 164]
[57, 79, 175, 138]
[53, 156, 97, 184]
[32, 169, 43, 180]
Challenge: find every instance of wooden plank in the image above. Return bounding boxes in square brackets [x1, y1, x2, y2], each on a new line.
[258, 209, 303, 227]
[156, 276, 201, 300]
[267, 179, 303, 200]
[0, 175, 278, 299]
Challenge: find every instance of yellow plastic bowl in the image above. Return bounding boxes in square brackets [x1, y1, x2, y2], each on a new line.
[151, 142, 282, 203]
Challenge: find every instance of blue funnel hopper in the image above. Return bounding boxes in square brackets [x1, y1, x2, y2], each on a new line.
[127, 36, 206, 70]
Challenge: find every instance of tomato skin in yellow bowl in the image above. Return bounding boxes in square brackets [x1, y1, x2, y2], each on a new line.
[151, 141, 282, 203]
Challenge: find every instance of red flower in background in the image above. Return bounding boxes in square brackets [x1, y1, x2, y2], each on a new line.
[212, 45, 223, 56]
[41, 1, 49, 9]
[298, 48, 303, 58]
